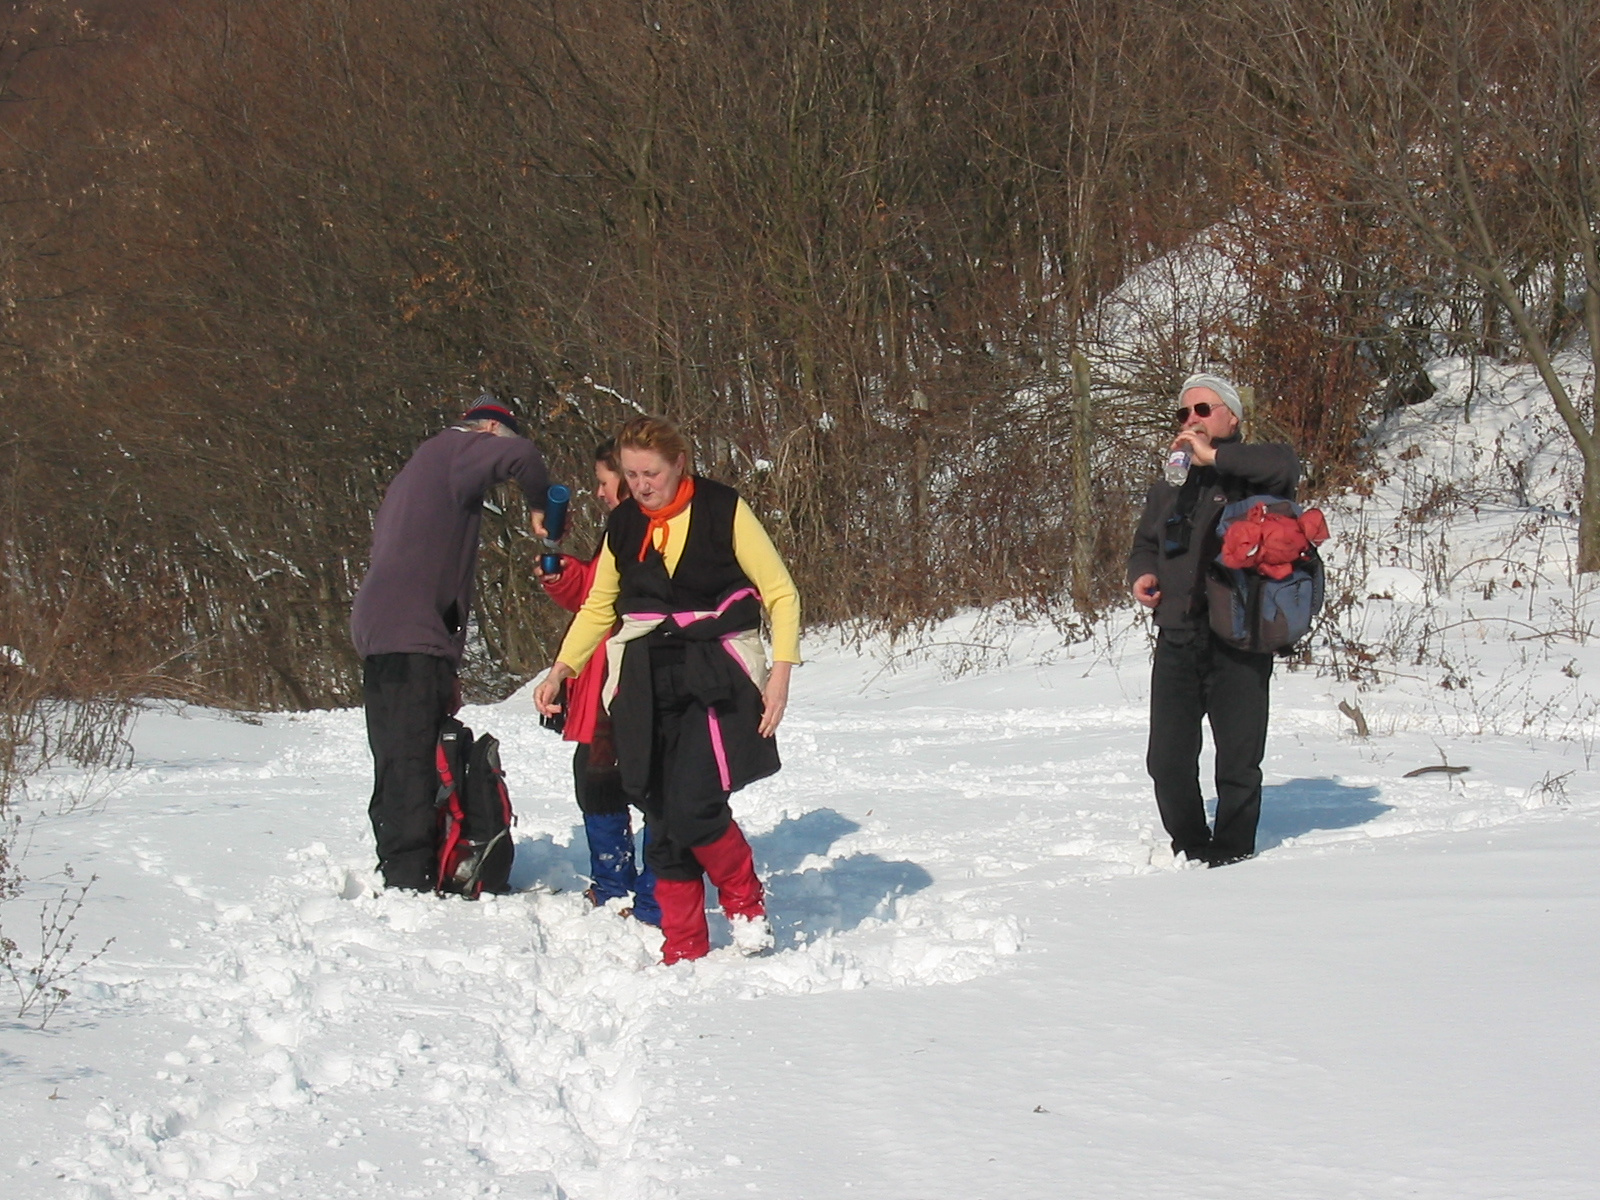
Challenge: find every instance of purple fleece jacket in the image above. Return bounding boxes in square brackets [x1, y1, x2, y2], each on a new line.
[351, 427, 548, 665]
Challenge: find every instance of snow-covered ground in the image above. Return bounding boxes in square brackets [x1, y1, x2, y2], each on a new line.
[5, 359, 1600, 1199]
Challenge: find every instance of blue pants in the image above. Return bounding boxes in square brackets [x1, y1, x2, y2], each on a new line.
[576, 743, 659, 924]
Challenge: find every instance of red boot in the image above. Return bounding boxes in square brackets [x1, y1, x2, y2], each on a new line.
[654, 877, 710, 964]
[691, 821, 765, 919]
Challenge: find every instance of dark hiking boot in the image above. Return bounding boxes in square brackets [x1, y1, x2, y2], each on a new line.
[1207, 852, 1256, 868]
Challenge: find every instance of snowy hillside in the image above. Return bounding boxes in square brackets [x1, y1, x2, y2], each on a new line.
[4, 358, 1599, 1199]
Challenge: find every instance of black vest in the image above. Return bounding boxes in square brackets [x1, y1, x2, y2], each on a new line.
[605, 477, 755, 611]
[602, 476, 780, 798]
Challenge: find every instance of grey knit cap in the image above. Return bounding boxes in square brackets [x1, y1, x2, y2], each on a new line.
[1179, 373, 1243, 421]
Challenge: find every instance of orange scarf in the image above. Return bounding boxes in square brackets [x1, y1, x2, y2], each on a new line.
[638, 475, 696, 561]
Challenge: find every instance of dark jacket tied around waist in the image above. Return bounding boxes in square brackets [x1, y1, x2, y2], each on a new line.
[601, 477, 781, 800]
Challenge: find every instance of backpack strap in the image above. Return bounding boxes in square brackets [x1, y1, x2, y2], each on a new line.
[435, 717, 471, 809]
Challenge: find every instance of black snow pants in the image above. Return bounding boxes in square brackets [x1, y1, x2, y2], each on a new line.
[636, 651, 735, 882]
[363, 652, 456, 890]
[1146, 628, 1274, 864]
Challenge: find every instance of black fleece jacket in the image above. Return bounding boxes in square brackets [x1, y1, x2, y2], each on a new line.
[1126, 436, 1299, 630]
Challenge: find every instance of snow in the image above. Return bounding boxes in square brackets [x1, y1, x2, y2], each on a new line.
[5, 356, 1600, 1199]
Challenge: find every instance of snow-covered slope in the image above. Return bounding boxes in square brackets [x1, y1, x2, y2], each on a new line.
[5, 357, 1599, 1199]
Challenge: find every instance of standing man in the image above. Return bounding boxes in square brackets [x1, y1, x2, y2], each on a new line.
[1127, 374, 1299, 867]
[351, 396, 549, 891]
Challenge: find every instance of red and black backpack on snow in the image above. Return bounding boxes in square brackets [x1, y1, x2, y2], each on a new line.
[435, 717, 516, 898]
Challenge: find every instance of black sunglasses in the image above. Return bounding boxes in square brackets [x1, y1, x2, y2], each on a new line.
[1175, 401, 1215, 423]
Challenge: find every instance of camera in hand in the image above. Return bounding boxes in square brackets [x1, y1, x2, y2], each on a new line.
[538, 678, 568, 734]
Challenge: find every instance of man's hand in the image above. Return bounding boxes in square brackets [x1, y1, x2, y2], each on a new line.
[1173, 428, 1218, 467]
[530, 510, 548, 540]
[1132, 573, 1161, 609]
[759, 661, 793, 738]
[534, 663, 574, 717]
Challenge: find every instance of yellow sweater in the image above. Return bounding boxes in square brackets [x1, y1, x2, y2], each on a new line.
[555, 497, 802, 674]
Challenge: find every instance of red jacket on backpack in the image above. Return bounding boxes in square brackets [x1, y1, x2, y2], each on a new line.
[1220, 503, 1330, 580]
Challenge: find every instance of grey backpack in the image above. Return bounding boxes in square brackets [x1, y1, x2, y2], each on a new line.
[1205, 496, 1326, 654]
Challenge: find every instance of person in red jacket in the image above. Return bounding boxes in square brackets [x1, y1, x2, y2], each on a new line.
[539, 441, 659, 924]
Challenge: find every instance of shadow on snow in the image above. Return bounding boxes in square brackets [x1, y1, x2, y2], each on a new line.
[508, 833, 591, 895]
[1255, 778, 1391, 851]
[749, 810, 933, 950]
[506, 808, 934, 951]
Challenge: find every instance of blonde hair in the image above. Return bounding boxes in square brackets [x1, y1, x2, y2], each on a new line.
[615, 415, 692, 468]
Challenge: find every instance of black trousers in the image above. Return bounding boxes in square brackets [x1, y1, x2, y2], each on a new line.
[363, 652, 456, 890]
[573, 741, 629, 815]
[637, 656, 734, 881]
[1147, 628, 1274, 863]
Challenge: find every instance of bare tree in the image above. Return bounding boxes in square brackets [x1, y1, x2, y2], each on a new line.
[1222, 0, 1600, 567]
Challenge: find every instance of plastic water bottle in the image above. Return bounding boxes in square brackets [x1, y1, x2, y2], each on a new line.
[1164, 447, 1191, 487]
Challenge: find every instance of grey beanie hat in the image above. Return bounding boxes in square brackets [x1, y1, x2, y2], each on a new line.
[1179, 373, 1243, 421]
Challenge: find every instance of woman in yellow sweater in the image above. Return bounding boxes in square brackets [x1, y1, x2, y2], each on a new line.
[534, 415, 800, 963]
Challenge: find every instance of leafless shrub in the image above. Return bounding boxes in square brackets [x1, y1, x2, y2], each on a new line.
[1528, 769, 1573, 807]
[5, 866, 112, 1028]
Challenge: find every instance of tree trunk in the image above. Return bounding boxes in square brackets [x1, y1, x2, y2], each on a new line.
[1582, 286, 1600, 573]
[1070, 350, 1094, 610]
[1579, 457, 1600, 574]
